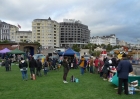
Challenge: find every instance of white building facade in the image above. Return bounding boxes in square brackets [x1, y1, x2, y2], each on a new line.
[10, 25, 19, 42]
[32, 17, 60, 48]
[90, 34, 117, 46]
[0, 21, 10, 41]
[15, 31, 32, 42]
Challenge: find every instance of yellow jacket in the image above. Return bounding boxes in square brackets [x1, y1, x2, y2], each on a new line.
[79, 58, 85, 67]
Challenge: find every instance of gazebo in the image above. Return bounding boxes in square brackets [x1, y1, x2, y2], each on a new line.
[0, 48, 11, 53]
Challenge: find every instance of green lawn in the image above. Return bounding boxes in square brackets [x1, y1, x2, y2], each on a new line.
[0, 64, 139, 99]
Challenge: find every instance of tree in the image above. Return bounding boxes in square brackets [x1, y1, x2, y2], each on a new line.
[106, 44, 112, 51]
[72, 44, 80, 52]
[1, 40, 9, 43]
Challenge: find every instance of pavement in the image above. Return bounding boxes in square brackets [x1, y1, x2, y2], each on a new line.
[80, 49, 89, 57]
[41, 48, 56, 56]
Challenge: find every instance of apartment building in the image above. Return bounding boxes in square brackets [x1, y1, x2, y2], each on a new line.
[118, 40, 127, 46]
[32, 17, 59, 48]
[10, 25, 19, 41]
[15, 31, 32, 42]
[59, 19, 90, 47]
[90, 34, 117, 46]
[0, 20, 10, 41]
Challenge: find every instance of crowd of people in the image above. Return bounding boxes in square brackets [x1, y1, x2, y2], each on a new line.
[1, 52, 133, 95]
[77, 53, 133, 95]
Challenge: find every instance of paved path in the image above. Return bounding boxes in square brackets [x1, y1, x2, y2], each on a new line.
[80, 49, 89, 57]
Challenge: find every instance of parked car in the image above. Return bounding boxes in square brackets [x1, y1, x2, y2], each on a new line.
[33, 54, 45, 60]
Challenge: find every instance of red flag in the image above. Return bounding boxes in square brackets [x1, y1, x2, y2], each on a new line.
[17, 24, 21, 28]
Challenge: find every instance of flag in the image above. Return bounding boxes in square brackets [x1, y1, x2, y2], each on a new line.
[17, 24, 21, 28]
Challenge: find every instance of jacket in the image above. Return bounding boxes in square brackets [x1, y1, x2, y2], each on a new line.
[19, 60, 28, 71]
[94, 58, 99, 67]
[102, 60, 110, 73]
[117, 58, 133, 79]
[79, 58, 85, 68]
[90, 59, 94, 66]
[29, 59, 37, 68]
[4, 59, 9, 67]
[62, 60, 69, 73]
[36, 60, 42, 70]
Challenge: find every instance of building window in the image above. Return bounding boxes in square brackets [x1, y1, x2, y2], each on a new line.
[54, 34, 56, 36]
[54, 43, 56, 45]
[20, 36, 23, 38]
[54, 37, 56, 39]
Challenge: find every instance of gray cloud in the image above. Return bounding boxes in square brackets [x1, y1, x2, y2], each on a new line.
[0, 0, 140, 43]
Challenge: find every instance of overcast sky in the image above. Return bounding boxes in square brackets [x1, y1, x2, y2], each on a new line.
[0, 0, 140, 44]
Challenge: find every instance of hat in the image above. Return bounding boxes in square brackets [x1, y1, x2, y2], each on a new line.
[108, 60, 112, 64]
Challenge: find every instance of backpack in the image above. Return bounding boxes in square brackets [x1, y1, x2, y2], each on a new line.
[70, 75, 75, 82]
[84, 60, 87, 67]
[44, 61, 48, 67]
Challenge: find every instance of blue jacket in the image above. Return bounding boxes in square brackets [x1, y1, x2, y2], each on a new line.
[117, 59, 133, 79]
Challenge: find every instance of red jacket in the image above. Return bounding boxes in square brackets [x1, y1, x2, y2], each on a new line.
[94, 59, 99, 67]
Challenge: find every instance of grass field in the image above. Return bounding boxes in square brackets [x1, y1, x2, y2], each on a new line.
[0, 64, 140, 99]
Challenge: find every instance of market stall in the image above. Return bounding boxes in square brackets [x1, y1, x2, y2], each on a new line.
[0, 48, 11, 53]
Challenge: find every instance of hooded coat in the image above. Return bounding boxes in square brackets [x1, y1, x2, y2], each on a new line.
[19, 60, 28, 71]
[79, 58, 86, 68]
[102, 60, 112, 74]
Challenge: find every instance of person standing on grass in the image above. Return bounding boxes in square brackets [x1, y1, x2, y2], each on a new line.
[102, 59, 112, 80]
[29, 56, 37, 80]
[43, 59, 49, 75]
[4, 58, 10, 71]
[94, 57, 100, 74]
[78, 56, 86, 75]
[36, 58, 42, 76]
[8, 58, 12, 71]
[73, 55, 77, 69]
[89, 56, 94, 74]
[62, 56, 69, 83]
[52, 58, 57, 70]
[19, 58, 28, 81]
[117, 53, 133, 95]
[98, 58, 104, 77]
